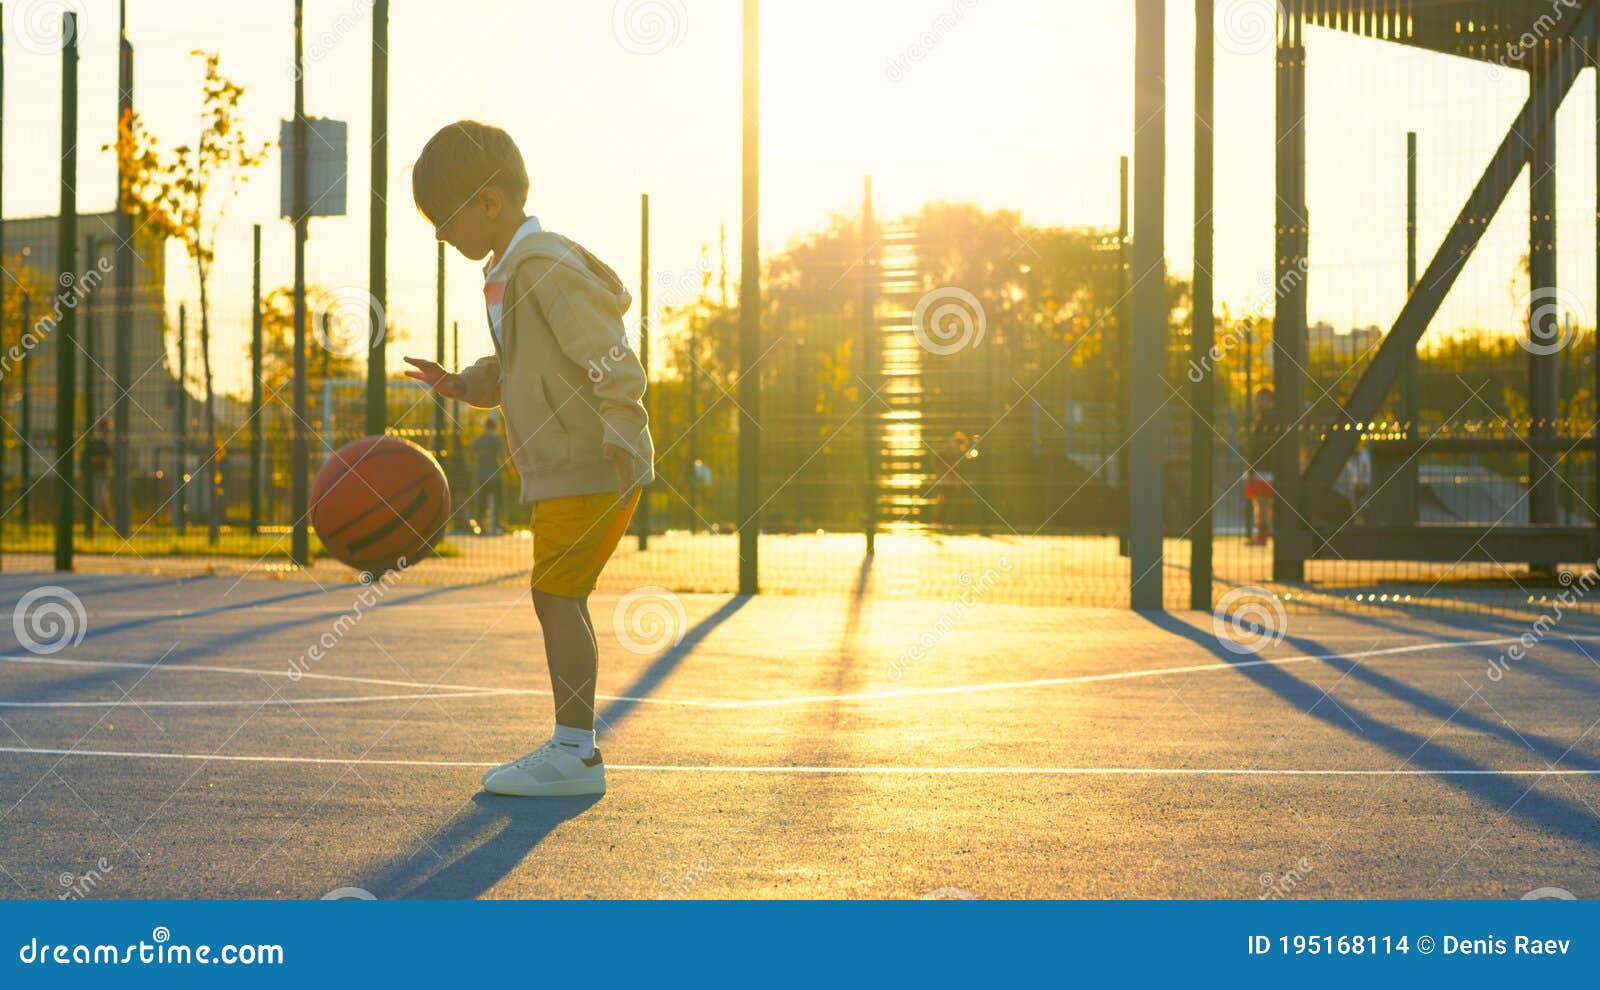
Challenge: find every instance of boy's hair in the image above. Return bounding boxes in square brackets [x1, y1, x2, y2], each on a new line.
[412, 120, 529, 226]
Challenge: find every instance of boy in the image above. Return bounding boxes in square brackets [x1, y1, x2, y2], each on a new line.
[404, 120, 654, 797]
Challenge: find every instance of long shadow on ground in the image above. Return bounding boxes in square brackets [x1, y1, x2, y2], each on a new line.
[353, 792, 602, 898]
[355, 594, 750, 899]
[1140, 612, 1600, 855]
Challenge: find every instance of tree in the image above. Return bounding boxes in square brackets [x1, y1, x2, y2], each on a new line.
[258, 285, 362, 411]
[110, 51, 271, 543]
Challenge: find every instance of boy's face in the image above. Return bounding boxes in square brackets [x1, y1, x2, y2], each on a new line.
[432, 187, 506, 262]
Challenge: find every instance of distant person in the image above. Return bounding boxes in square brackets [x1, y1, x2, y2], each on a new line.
[930, 431, 973, 529]
[84, 425, 113, 522]
[691, 457, 714, 528]
[1244, 387, 1275, 547]
[403, 120, 655, 798]
[1341, 441, 1372, 520]
[472, 415, 504, 535]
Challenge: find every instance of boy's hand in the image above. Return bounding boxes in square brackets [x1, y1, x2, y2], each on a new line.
[602, 443, 635, 501]
[403, 356, 468, 400]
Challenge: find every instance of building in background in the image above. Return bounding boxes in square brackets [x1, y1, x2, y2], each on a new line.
[3, 211, 186, 510]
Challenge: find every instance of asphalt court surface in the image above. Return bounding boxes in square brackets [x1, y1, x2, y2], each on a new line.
[2, 572, 1599, 898]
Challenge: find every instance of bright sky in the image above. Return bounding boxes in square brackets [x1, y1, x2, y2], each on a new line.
[3, 0, 1595, 396]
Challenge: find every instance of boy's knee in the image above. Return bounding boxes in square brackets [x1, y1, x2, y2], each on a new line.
[531, 587, 585, 613]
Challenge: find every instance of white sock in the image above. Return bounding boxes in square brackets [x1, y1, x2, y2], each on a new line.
[552, 723, 595, 759]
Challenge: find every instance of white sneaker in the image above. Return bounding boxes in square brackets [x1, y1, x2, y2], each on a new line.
[481, 757, 516, 787]
[478, 742, 574, 785]
[482, 740, 606, 797]
[480, 742, 582, 790]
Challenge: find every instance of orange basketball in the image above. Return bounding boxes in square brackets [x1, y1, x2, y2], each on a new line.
[311, 436, 451, 574]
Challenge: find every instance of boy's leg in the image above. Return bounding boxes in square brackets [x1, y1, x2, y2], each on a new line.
[531, 588, 598, 732]
[524, 489, 640, 748]
[577, 596, 597, 643]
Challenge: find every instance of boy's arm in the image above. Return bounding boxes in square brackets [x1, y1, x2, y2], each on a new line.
[525, 259, 651, 460]
[456, 355, 502, 408]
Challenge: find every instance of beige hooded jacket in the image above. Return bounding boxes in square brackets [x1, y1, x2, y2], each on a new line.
[457, 230, 655, 504]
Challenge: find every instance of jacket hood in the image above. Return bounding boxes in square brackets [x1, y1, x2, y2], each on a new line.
[504, 230, 633, 316]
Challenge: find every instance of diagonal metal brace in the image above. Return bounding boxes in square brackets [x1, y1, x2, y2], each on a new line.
[1300, 0, 1599, 499]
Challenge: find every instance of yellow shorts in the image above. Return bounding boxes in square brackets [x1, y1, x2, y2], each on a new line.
[529, 488, 641, 598]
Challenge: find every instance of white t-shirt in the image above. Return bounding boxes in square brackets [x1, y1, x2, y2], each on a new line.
[482, 215, 544, 347]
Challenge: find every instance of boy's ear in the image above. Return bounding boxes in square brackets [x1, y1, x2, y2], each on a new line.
[479, 186, 505, 221]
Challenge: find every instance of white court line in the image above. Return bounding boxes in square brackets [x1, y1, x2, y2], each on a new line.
[0, 690, 506, 709]
[77, 601, 527, 617]
[1, 745, 1598, 777]
[2, 632, 1597, 710]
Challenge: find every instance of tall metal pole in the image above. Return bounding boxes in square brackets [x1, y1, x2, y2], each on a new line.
[860, 175, 878, 553]
[737, 0, 761, 595]
[638, 192, 651, 550]
[290, 0, 310, 566]
[81, 236, 97, 538]
[54, 10, 79, 572]
[0, 1, 6, 568]
[451, 319, 460, 454]
[1528, 46, 1559, 574]
[20, 295, 30, 528]
[1129, 0, 1166, 609]
[1400, 130, 1419, 524]
[174, 303, 187, 534]
[1116, 155, 1130, 558]
[1243, 320, 1254, 490]
[451, 317, 461, 529]
[1272, 2, 1308, 583]
[113, 0, 133, 538]
[320, 312, 332, 445]
[1594, 39, 1599, 542]
[1189, 0, 1214, 611]
[434, 241, 445, 455]
[688, 308, 700, 532]
[250, 223, 262, 534]
[367, 0, 388, 435]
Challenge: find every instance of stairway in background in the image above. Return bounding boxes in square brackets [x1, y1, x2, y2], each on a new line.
[871, 224, 930, 532]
